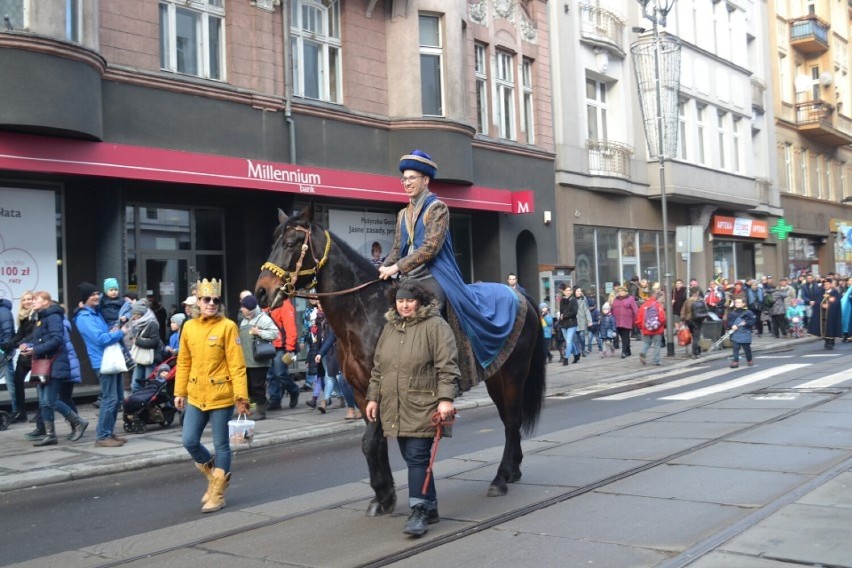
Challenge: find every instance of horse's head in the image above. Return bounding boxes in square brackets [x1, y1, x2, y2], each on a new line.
[255, 204, 327, 308]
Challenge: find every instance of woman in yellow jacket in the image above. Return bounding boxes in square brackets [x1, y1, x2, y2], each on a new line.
[175, 279, 249, 513]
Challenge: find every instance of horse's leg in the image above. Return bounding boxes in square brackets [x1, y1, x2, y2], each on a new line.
[484, 373, 524, 496]
[362, 418, 396, 516]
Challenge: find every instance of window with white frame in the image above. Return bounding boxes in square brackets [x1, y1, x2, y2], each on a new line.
[816, 154, 823, 199]
[521, 58, 534, 144]
[474, 43, 488, 135]
[825, 158, 833, 201]
[495, 50, 516, 140]
[159, 0, 224, 81]
[810, 66, 820, 101]
[800, 148, 809, 196]
[841, 162, 848, 201]
[732, 117, 741, 172]
[716, 110, 726, 169]
[420, 14, 443, 116]
[696, 104, 706, 164]
[291, 0, 341, 103]
[585, 78, 608, 141]
[677, 100, 687, 160]
[779, 54, 791, 103]
[784, 143, 794, 193]
[66, 0, 81, 42]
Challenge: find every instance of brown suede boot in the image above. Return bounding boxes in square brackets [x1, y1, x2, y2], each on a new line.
[195, 459, 215, 505]
[201, 468, 231, 513]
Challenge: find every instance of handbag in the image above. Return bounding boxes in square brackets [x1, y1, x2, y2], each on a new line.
[101, 343, 129, 374]
[677, 325, 693, 346]
[131, 344, 155, 366]
[252, 336, 276, 361]
[30, 354, 57, 384]
[228, 414, 256, 449]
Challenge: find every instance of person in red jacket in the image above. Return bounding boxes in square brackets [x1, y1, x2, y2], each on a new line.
[636, 291, 667, 366]
[265, 297, 300, 410]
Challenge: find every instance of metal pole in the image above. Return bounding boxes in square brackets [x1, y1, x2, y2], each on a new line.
[652, 12, 675, 357]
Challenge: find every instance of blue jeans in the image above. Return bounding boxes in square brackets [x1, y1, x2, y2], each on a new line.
[131, 364, 155, 392]
[181, 403, 234, 473]
[561, 327, 578, 358]
[398, 436, 437, 508]
[267, 349, 299, 404]
[2, 357, 16, 413]
[322, 369, 342, 401]
[338, 374, 356, 408]
[37, 379, 73, 423]
[586, 328, 602, 352]
[641, 334, 662, 365]
[96, 371, 123, 440]
[732, 342, 753, 363]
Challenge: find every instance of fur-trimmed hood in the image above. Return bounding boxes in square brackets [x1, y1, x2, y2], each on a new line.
[383, 300, 442, 326]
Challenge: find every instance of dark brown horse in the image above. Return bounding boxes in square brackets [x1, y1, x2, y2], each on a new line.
[255, 206, 546, 516]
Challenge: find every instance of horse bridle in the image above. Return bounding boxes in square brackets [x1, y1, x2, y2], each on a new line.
[260, 225, 380, 304]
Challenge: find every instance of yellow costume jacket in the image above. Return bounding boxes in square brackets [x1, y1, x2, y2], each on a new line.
[176, 315, 248, 411]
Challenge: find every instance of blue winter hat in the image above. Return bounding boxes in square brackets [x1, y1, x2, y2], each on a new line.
[103, 277, 119, 292]
[399, 150, 437, 180]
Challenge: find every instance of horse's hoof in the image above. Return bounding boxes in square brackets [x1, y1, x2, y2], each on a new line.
[366, 497, 396, 516]
[487, 484, 508, 497]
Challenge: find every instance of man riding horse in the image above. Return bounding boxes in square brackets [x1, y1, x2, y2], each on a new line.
[379, 150, 521, 377]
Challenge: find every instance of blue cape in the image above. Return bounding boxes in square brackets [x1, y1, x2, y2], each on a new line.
[401, 194, 518, 368]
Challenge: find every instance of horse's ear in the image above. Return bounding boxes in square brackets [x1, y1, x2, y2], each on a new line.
[298, 203, 315, 224]
[277, 208, 288, 225]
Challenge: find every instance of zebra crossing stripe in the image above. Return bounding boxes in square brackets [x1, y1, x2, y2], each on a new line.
[660, 364, 810, 401]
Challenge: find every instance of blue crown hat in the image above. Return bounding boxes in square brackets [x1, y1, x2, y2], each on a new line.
[399, 150, 437, 180]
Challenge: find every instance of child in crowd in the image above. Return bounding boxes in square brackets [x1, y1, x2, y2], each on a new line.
[599, 302, 617, 357]
[165, 313, 185, 357]
[100, 277, 133, 366]
[586, 300, 602, 354]
[786, 298, 806, 338]
[302, 322, 324, 409]
[540, 303, 553, 363]
[154, 363, 172, 383]
[726, 297, 756, 368]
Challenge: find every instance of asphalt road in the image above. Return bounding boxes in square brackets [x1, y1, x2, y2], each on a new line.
[0, 342, 834, 565]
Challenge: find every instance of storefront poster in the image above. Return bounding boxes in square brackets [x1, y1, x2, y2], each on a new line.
[328, 209, 397, 265]
[710, 216, 768, 239]
[0, 187, 57, 313]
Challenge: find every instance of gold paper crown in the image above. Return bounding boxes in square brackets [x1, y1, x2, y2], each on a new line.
[196, 278, 222, 298]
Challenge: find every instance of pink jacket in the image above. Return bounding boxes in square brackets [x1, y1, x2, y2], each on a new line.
[611, 295, 638, 329]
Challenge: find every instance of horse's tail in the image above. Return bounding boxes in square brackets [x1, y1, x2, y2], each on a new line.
[521, 297, 547, 437]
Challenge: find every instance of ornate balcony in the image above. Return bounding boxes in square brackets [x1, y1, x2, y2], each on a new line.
[795, 100, 852, 146]
[578, 2, 625, 57]
[789, 15, 830, 54]
[586, 139, 633, 178]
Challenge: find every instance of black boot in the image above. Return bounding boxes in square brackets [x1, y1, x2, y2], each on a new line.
[572, 353, 581, 364]
[68, 412, 90, 441]
[33, 421, 57, 446]
[403, 504, 429, 536]
[289, 390, 299, 409]
[24, 425, 46, 440]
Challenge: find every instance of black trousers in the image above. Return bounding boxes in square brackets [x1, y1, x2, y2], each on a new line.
[771, 314, 788, 337]
[246, 366, 268, 405]
[687, 319, 704, 356]
[617, 327, 632, 355]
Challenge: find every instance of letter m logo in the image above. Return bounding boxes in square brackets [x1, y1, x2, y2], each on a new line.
[511, 190, 534, 215]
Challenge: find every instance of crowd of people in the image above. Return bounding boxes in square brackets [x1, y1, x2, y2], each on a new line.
[538, 271, 852, 367]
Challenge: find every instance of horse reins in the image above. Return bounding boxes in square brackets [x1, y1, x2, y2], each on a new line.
[422, 410, 457, 494]
[260, 226, 381, 302]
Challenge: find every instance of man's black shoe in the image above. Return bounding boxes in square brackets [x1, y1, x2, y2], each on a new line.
[289, 391, 299, 408]
[427, 507, 440, 524]
[403, 505, 429, 536]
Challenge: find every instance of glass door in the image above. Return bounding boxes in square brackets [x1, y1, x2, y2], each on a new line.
[138, 253, 193, 318]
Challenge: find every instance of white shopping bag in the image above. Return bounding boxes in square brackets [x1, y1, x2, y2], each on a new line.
[228, 414, 255, 449]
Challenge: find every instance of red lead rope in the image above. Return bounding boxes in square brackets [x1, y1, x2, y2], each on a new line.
[422, 411, 457, 495]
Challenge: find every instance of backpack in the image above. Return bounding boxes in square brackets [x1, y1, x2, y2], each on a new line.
[691, 300, 708, 319]
[643, 303, 661, 331]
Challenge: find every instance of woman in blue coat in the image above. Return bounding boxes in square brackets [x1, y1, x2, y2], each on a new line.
[18, 291, 88, 446]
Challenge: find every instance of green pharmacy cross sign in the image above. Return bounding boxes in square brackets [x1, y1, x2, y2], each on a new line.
[770, 218, 794, 240]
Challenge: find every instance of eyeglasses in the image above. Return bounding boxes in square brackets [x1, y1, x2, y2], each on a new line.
[400, 175, 424, 185]
[199, 296, 222, 305]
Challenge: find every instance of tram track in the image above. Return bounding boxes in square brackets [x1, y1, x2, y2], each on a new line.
[93, 385, 851, 567]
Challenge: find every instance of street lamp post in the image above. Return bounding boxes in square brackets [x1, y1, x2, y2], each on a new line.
[632, 0, 680, 356]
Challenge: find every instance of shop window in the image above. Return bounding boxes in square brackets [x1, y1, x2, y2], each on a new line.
[713, 240, 758, 281]
[195, 208, 223, 250]
[574, 225, 596, 299]
[596, 228, 621, 300]
[639, 230, 660, 284]
[789, 237, 819, 277]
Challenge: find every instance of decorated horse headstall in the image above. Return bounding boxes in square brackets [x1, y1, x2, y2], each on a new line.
[260, 226, 331, 299]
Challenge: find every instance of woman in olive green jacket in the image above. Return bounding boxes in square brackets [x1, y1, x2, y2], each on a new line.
[366, 281, 459, 537]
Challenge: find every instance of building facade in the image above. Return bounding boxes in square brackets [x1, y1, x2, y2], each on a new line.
[0, 0, 557, 340]
[549, 0, 783, 307]
[768, 0, 852, 277]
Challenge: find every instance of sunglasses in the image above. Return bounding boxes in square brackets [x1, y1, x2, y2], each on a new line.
[199, 296, 222, 305]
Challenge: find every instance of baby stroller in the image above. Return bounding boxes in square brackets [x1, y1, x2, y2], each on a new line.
[122, 357, 178, 434]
